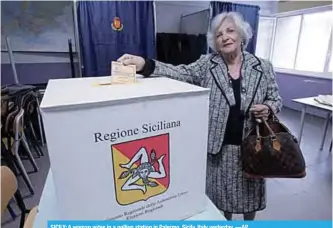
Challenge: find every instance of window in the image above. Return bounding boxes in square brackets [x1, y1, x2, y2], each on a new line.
[295, 11, 332, 72]
[255, 17, 275, 60]
[256, 6, 332, 77]
[272, 15, 302, 69]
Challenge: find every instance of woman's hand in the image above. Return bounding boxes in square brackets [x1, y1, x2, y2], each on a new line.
[117, 54, 145, 72]
[250, 104, 270, 120]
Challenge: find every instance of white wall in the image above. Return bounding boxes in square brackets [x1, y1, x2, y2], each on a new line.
[1, 1, 278, 64]
[1, 52, 71, 64]
[155, 1, 278, 33]
[278, 1, 331, 12]
[155, 1, 210, 33]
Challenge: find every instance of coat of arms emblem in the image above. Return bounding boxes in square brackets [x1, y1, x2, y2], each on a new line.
[112, 17, 123, 31]
[111, 134, 170, 205]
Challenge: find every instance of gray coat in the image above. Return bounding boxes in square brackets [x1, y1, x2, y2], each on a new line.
[151, 51, 283, 155]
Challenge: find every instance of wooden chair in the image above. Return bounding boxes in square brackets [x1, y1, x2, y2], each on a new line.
[1, 166, 38, 228]
[21, 91, 45, 148]
[1, 166, 18, 217]
[23, 206, 38, 228]
[23, 98, 44, 157]
[2, 108, 39, 195]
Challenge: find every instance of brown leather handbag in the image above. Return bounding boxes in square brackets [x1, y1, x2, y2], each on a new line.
[241, 114, 306, 179]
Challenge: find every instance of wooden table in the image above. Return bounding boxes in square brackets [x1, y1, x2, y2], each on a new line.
[292, 96, 332, 150]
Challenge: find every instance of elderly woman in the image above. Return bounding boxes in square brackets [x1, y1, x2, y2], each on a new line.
[118, 12, 282, 220]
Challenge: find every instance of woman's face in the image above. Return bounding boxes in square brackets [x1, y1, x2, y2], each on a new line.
[215, 18, 242, 54]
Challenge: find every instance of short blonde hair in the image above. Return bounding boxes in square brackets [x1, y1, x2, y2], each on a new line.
[207, 12, 253, 52]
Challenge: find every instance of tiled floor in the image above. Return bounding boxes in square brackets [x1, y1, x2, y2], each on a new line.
[1, 108, 332, 227]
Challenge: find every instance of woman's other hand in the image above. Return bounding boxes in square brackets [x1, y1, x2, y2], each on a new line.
[117, 54, 145, 72]
[250, 104, 270, 120]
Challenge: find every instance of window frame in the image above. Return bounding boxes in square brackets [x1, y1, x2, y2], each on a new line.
[258, 5, 333, 79]
[255, 16, 276, 60]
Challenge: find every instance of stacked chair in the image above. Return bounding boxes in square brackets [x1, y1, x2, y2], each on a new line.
[1, 166, 38, 228]
[1, 84, 45, 228]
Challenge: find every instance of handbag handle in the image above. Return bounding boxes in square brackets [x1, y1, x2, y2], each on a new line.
[254, 118, 281, 153]
[265, 105, 279, 122]
[255, 124, 262, 152]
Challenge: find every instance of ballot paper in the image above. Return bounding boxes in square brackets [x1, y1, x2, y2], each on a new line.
[111, 61, 136, 84]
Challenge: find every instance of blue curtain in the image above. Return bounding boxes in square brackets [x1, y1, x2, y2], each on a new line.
[210, 1, 260, 54]
[77, 1, 155, 77]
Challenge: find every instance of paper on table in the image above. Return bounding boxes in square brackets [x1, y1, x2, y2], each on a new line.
[92, 78, 112, 87]
[111, 61, 136, 84]
[314, 95, 333, 107]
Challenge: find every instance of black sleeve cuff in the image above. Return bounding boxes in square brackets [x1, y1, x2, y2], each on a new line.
[137, 59, 155, 77]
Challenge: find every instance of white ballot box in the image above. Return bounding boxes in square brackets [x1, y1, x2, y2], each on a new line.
[40, 76, 210, 220]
